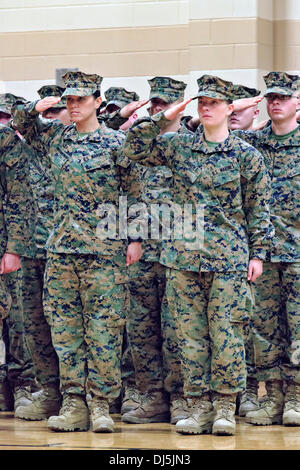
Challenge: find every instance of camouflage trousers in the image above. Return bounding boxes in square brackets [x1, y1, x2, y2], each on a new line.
[165, 268, 252, 397]
[21, 257, 59, 388]
[126, 260, 165, 393]
[1, 269, 35, 388]
[44, 252, 129, 399]
[252, 262, 300, 384]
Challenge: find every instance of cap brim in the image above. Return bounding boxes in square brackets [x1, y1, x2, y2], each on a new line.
[196, 91, 229, 100]
[264, 87, 292, 97]
[61, 87, 96, 97]
[149, 93, 174, 104]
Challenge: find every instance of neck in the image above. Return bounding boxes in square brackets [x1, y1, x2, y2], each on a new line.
[160, 115, 181, 135]
[271, 117, 298, 136]
[75, 115, 100, 133]
[204, 124, 229, 143]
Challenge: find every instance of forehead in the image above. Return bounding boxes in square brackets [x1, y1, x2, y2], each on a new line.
[197, 96, 224, 103]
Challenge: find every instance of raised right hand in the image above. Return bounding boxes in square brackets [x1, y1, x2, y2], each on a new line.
[35, 96, 61, 113]
[164, 97, 193, 121]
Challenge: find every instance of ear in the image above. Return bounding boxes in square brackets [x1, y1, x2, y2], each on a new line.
[95, 96, 102, 109]
[227, 103, 234, 116]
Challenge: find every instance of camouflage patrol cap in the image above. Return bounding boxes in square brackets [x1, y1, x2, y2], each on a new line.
[264, 72, 300, 96]
[196, 75, 235, 101]
[148, 76, 187, 104]
[61, 71, 103, 97]
[105, 87, 140, 109]
[0, 93, 27, 115]
[38, 85, 67, 108]
[232, 84, 261, 99]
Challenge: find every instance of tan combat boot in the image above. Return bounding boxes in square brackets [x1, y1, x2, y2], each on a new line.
[13, 385, 33, 409]
[212, 393, 237, 435]
[48, 394, 89, 432]
[175, 394, 214, 435]
[246, 380, 284, 425]
[90, 397, 115, 433]
[170, 394, 189, 424]
[15, 384, 61, 420]
[283, 382, 300, 426]
[238, 378, 259, 417]
[121, 390, 169, 423]
[120, 385, 142, 414]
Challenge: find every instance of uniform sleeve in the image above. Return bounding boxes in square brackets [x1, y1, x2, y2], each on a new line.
[123, 112, 178, 166]
[240, 145, 274, 260]
[232, 129, 259, 148]
[1, 130, 34, 255]
[12, 101, 63, 152]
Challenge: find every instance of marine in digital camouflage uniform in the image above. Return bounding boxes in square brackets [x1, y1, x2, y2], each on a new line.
[0, 95, 36, 412]
[124, 75, 273, 435]
[227, 85, 264, 417]
[233, 72, 300, 426]
[11, 86, 68, 422]
[113, 77, 190, 425]
[0, 124, 35, 409]
[13, 71, 132, 433]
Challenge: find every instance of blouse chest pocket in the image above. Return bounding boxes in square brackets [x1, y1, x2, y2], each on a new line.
[213, 168, 240, 187]
[211, 169, 241, 209]
[80, 155, 117, 200]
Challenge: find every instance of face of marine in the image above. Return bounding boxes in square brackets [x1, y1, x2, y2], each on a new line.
[229, 106, 259, 130]
[197, 97, 234, 130]
[66, 95, 102, 125]
[266, 93, 300, 125]
[149, 98, 175, 116]
[42, 107, 72, 126]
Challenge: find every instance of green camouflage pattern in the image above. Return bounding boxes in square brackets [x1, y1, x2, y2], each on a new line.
[12, 104, 57, 259]
[61, 71, 103, 97]
[124, 112, 273, 272]
[252, 262, 300, 385]
[234, 123, 300, 387]
[44, 252, 129, 399]
[127, 260, 165, 393]
[0, 93, 27, 116]
[0, 276, 11, 321]
[264, 71, 300, 96]
[12, 101, 127, 256]
[37, 85, 67, 108]
[234, 125, 300, 262]
[104, 87, 140, 110]
[195, 75, 236, 101]
[232, 84, 261, 99]
[165, 268, 252, 395]
[2, 269, 35, 389]
[148, 76, 187, 104]
[0, 124, 34, 258]
[21, 257, 59, 387]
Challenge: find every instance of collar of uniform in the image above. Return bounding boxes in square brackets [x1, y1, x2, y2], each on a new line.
[191, 129, 239, 154]
[63, 122, 106, 142]
[258, 123, 300, 148]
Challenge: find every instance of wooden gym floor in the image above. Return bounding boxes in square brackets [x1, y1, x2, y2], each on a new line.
[0, 410, 299, 451]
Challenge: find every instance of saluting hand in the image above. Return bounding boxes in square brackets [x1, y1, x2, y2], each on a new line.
[35, 96, 61, 113]
[164, 97, 193, 121]
[120, 100, 149, 119]
[233, 96, 264, 113]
